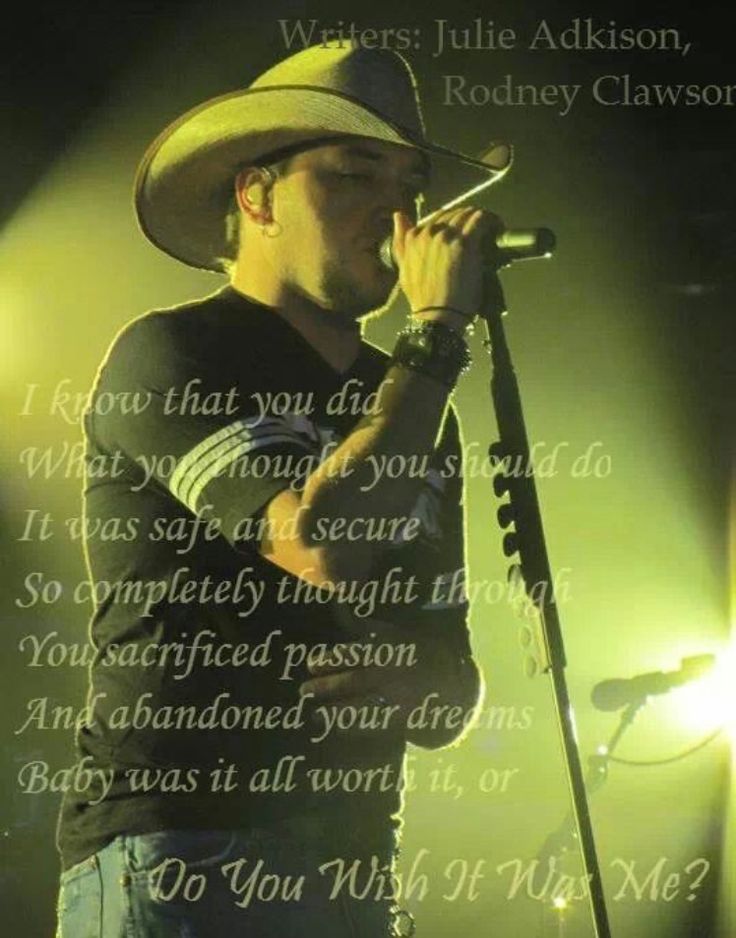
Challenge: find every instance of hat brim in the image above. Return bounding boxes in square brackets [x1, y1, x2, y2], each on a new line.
[135, 85, 513, 272]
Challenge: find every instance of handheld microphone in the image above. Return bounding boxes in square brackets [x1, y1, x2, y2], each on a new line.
[591, 655, 716, 711]
[379, 227, 556, 271]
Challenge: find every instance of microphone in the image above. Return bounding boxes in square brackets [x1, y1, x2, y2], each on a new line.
[591, 655, 716, 711]
[379, 227, 556, 271]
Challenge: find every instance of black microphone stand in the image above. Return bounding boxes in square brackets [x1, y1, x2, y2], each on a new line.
[478, 268, 613, 938]
[537, 699, 646, 867]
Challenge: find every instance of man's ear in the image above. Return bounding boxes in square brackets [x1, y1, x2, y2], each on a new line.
[235, 167, 275, 224]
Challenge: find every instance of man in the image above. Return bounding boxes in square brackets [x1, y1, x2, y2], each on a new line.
[55, 43, 511, 937]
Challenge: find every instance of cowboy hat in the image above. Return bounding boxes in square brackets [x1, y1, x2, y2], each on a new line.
[134, 43, 512, 272]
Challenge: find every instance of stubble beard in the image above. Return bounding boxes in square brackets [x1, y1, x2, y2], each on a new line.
[321, 259, 398, 324]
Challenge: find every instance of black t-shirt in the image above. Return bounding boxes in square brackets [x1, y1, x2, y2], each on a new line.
[56, 285, 471, 870]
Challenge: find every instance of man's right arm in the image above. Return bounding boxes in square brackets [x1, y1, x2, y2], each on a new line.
[260, 360, 454, 584]
[260, 205, 496, 585]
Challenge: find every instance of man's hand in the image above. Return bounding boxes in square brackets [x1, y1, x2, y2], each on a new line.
[299, 635, 482, 749]
[393, 207, 504, 322]
[299, 643, 427, 713]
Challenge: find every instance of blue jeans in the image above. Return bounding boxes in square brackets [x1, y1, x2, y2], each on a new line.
[55, 818, 413, 937]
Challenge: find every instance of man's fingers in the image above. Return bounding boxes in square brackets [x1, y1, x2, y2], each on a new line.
[392, 210, 412, 265]
[306, 691, 405, 743]
[396, 205, 494, 260]
[424, 206, 477, 239]
[299, 667, 384, 701]
[306, 644, 364, 676]
[460, 208, 486, 237]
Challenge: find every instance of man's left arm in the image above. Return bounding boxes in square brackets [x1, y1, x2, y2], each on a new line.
[301, 403, 485, 749]
[401, 406, 483, 749]
[402, 632, 484, 751]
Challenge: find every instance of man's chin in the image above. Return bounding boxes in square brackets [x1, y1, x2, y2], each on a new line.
[357, 279, 401, 322]
[323, 265, 397, 321]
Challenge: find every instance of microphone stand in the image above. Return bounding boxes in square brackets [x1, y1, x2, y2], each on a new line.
[478, 269, 613, 938]
[537, 699, 646, 866]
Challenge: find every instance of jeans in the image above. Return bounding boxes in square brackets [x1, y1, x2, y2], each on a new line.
[55, 817, 414, 937]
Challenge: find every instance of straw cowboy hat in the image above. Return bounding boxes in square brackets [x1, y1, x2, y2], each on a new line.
[134, 43, 513, 272]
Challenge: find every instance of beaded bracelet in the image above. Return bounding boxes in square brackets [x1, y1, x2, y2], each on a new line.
[390, 320, 472, 389]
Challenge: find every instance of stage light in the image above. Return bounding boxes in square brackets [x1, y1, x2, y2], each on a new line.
[669, 643, 735, 738]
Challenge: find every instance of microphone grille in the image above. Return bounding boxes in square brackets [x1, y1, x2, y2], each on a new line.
[379, 237, 395, 271]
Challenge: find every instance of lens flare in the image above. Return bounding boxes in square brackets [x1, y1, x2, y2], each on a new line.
[669, 644, 736, 738]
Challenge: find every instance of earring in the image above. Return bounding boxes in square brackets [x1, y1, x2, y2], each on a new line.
[259, 219, 282, 238]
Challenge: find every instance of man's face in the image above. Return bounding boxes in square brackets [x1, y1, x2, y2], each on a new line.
[266, 138, 429, 321]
